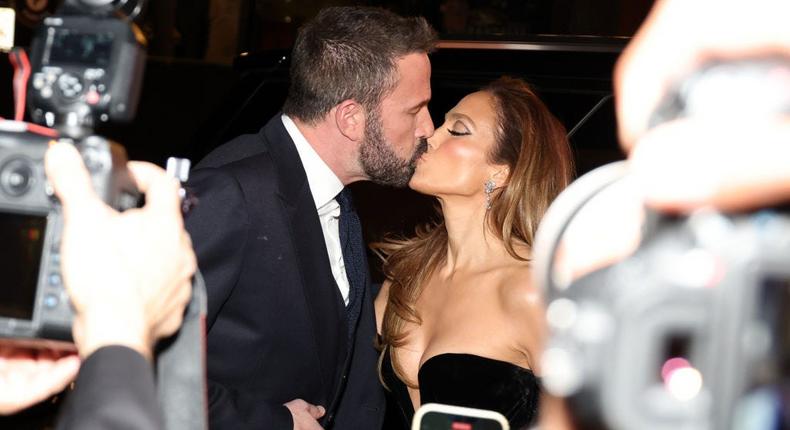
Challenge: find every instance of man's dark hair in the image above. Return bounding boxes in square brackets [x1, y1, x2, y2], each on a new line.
[282, 7, 437, 124]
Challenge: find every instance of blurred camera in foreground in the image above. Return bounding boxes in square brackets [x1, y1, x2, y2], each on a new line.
[534, 57, 790, 430]
[0, 0, 146, 348]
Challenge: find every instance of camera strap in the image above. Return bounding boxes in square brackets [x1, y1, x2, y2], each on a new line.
[155, 271, 208, 430]
[8, 48, 30, 122]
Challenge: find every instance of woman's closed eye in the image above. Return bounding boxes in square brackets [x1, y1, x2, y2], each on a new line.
[447, 129, 471, 136]
[444, 118, 472, 136]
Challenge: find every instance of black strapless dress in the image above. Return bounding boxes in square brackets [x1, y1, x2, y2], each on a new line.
[382, 352, 541, 429]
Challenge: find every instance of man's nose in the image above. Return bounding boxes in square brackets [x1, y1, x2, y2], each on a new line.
[416, 107, 435, 139]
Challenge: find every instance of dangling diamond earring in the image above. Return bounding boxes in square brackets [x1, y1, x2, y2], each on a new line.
[484, 179, 496, 210]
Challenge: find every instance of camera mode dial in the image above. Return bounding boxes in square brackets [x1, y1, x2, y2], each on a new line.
[0, 157, 35, 197]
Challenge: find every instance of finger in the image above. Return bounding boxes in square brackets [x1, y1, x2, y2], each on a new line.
[154, 314, 184, 340]
[284, 398, 306, 409]
[32, 354, 80, 396]
[0, 353, 79, 415]
[630, 117, 790, 211]
[615, 0, 790, 150]
[307, 403, 325, 419]
[181, 235, 198, 280]
[127, 161, 182, 217]
[154, 282, 191, 339]
[44, 142, 102, 219]
[614, 0, 682, 149]
[163, 273, 193, 321]
[161, 244, 195, 308]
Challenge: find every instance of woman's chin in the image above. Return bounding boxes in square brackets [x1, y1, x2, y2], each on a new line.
[409, 163, 443, 195]
[408, 176, 431, 194]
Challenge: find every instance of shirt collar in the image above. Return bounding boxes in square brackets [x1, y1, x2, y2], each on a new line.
[281, 114, 344, 211]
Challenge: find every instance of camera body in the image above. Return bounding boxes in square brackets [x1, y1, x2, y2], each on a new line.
[536, 57, 790, 430]
[27, 11, 145, 131]
[0, 131, 137, 347]
[0, 0, 145, 347]
[541, 206, 790, 430]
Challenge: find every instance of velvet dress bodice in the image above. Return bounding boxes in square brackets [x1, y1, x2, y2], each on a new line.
[382, 351, 540, 429]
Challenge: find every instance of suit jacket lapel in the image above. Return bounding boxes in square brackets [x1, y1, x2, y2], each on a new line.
[260, 116, 349, 397]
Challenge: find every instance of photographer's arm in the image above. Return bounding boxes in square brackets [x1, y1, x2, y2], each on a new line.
[56, 346, 160, 430]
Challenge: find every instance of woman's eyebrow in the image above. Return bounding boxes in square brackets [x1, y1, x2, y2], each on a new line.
[445, 112, 476, 128]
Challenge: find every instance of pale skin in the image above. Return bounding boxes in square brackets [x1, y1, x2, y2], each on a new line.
[375, 91, 546, 410]
[616, 0, 790, 212]
[293, 52, 434, 187]
[284, 52, 433, 429]
[555, 0, 790, 296]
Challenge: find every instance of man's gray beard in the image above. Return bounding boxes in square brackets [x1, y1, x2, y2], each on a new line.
[359, 110, 427, 187]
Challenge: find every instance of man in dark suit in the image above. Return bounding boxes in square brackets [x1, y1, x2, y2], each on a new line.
[185, 7, 436, 430]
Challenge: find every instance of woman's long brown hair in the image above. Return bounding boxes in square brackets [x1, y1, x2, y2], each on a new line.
[375, 76, 575, 386]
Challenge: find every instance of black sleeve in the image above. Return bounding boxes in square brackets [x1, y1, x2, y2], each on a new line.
[185, 167, 250, 329]
[56, 346, 162, 430]
[185, 167, 294, 429]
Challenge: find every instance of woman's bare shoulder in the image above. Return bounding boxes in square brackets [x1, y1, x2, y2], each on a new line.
[497, 261, 546, 372]
[497, 262, 543, 316]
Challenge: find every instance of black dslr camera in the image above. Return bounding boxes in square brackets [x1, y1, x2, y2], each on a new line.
[539, 195, 790, 430]
[534, 57, 790, 430]
[0, 0, 146, 348]
[28, 0, 145, 132]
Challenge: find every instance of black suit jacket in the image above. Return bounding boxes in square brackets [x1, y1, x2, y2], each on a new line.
[56, 346, 162, 430]
[185, 115, 385, 429]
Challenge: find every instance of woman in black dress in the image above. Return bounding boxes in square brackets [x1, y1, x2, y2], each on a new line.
[375, 76, 574, 429]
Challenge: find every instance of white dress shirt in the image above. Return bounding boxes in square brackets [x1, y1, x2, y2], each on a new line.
[281, 114, 350, 305]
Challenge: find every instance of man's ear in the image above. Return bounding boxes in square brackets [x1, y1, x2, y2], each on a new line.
[334, 99, 365, 141]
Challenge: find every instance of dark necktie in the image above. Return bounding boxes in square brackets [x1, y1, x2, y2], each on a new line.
[336, 188, 366, 339]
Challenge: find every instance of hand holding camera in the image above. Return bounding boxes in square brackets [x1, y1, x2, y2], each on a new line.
[46, 141, 196, 361]
[0, 2, 205, 422]
[0, 141, 196, 415]
[615, 0, 790, 212]
[533, 0, 790, 427]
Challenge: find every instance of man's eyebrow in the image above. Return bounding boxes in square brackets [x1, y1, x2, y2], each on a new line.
[409, 97, 431, 111]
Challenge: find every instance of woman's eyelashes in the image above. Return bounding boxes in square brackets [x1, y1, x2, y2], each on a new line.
[443, 118, 471, 136]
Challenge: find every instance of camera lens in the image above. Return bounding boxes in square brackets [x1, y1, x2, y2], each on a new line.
[0, 158, 35, 197]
